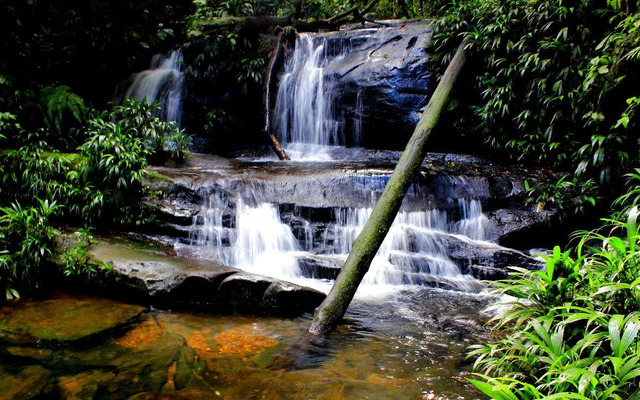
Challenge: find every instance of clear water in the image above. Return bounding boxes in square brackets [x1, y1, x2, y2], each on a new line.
[0, 292, 487, 399]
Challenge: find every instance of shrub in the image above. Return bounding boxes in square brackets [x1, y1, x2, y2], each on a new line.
[61, 227, 113, 279]
[469, 187, 640, 397]
[0, 199, 60, 299]
[433, 0, 640, 216]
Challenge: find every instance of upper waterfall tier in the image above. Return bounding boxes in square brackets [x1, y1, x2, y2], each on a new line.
[122, 49, 184, 124]
[271, 21, 432, 157]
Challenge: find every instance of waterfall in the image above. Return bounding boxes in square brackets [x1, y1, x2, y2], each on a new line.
[124, 49, 184, 124]
[272, 35, 340, 159]
[325, 202, 481, 290]
[189, 189, 487, 293]
[190, 194, 302, 281]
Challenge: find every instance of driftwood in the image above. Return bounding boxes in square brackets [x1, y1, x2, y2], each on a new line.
[196, 0, 382, 34]
[308, 37, 471, 335]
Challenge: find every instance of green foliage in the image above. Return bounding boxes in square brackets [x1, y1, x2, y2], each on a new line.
[525, 176, 599, 219]
[79, 120, 150, 225]
[0, 0, 191, 108]
[185, 0, 267, 90]
[0, 199, 60, 299]
[110, 99, 192, 162]
[38, 85, 87, 147]
[0, 112, 21, 141]
[613, 168, 640, 219]
[0, 141, 86, 214]
[375, 0, 450, 19]
[433, 0, 640, 215]
[1, 99, 188, 226]
[468, 180, 640, 398]
[204, 108, 236, 136]
[61, 227, 112, 279]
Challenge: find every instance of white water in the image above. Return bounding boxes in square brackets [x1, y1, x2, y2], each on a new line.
[189, 192, 488, 294]
[273, 35, 341, 160]
[325, 203, 481, 291]
[190, 194, 302, 281]
[124, 49, 184, 124]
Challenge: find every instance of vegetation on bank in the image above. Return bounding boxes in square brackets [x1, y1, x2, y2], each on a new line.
[0, 97, 190, 299]
[429, 1, 640, 397]
[468, 173, 640, 399]
[433, 0, 640, 219]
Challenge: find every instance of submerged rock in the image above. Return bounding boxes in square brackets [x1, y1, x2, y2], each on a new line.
[0, 297, 145, 346]
[0, 365, 53, 399]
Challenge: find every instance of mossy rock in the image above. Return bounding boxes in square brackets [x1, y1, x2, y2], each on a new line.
[0, 297, 145, 346]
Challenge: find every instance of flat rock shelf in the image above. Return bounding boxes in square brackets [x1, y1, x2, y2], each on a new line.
[87, 237, 326, 316]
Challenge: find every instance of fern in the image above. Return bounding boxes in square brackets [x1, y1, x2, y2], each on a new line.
[39, 85, 87, 141]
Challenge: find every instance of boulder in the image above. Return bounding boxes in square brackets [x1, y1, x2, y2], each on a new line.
[318, 21, 433, 148]
[442, 236, 543, 272]
[88, 238, 325, 316]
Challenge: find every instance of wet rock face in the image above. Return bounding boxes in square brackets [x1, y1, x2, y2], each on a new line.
[285, 21, 433, 149]
[88, 239, 325, 317]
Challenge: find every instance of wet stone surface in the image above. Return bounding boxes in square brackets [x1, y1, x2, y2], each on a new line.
[86, 237, 326, 316]
[0, 296, 145, 346]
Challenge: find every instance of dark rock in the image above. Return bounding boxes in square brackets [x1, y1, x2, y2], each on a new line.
[468, 265, 509, 280]
[443, 236, 543, 272]
[217, 273, 326, 315]
[317, 22, 433, 148]
[216, 273, 275, 309]
[484, 208, 553, 244]
[262, 281, 326, 316]
[297, 255, 342, 280]
[88, 238, 325, 316]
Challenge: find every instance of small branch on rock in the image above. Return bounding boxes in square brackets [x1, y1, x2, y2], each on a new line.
[263, 31, 290, 160]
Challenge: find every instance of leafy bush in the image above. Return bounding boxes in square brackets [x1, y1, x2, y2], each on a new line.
[1, 99, 188, 226]
[110, 99, 191, 162]
[78, 120, 149, 225]
[469, 189, 640, 397]
[433, 0, 640, 215]
[38, 85, 88, 148]
[0, 199, 60, 299]
[0, 140, 86, 214]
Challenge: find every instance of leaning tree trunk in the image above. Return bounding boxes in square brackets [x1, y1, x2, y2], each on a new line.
[308, 37, 471, 335]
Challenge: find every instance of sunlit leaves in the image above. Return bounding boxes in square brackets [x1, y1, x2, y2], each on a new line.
[469, 203, 640, 398]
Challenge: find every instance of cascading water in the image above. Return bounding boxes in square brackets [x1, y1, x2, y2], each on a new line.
[269, 23, 432, 160]
[124, 49, 184, 124]
[187, 180, 490, 294]
[272, 35, 341, 160]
